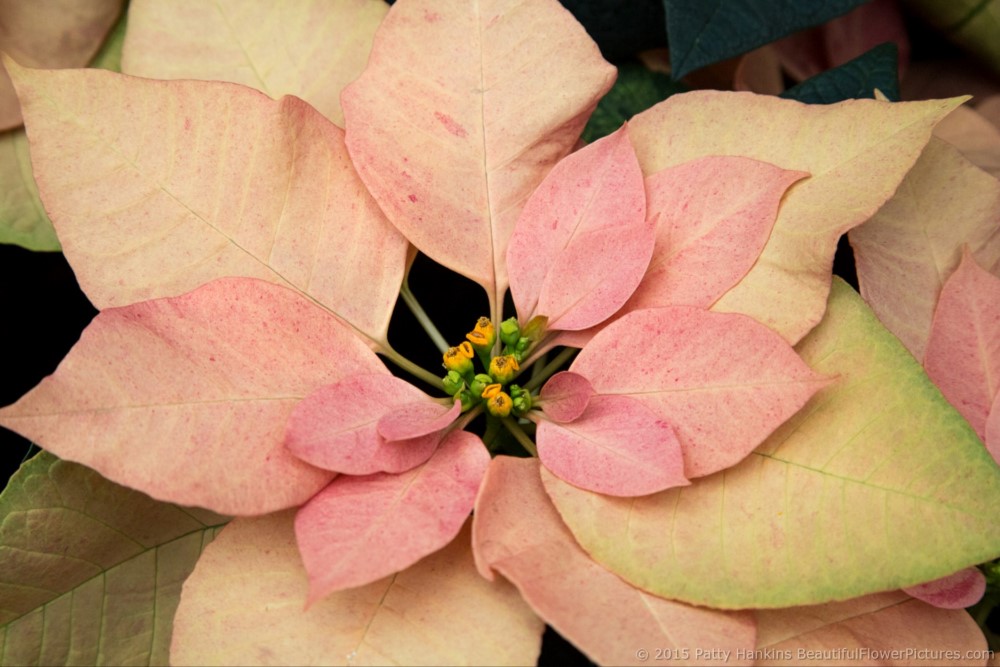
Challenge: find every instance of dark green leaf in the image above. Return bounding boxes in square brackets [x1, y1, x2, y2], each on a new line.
[559, 0, 667, 61]
[582, 62, 687, 143]
[386, 0, 670, 61]
[781, 42, 899, 104]
[665, 0, 870, 79]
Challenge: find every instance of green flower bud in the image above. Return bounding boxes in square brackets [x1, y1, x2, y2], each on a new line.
[508, 337, 531, 363]
[442, 371, 465, 396]
[499, 317, 521, 347]
[457, 389, 475, 412]
[509, 384, 533, 416]
[470, 373, 494, 398]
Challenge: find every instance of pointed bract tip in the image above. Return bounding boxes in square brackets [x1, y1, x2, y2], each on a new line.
[1, 54, 44, 101]
[1, 53, 25, 78]
[944, 94, 973, 112]
[303, 585, 326, 612]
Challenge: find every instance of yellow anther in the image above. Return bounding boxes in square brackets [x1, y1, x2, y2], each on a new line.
[466, 316, 495, 350]
[489, 354, 520, 384]
[467, 330, 489, 345]
[443, 342, 475, 374]
[481, 383, 503, 399]
[485, 391, 513, 418]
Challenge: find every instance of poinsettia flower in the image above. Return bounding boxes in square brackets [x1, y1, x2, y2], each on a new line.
[486, 126, 828, 495]
[276, 118, 827, 595]
[0, 0, 650, 605]
[0, 0, 990, 663]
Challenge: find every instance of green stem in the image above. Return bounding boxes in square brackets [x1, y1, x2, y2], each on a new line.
[523, 346, 577, 392]
[501, 417, 538, 457]
[518, 332, 558, 369]
[483, 416, 502, 450]
[530, 352, 549, 381]
[490, 284, 503, 357]
[400, 279, 449, 353]
[19, 442, 39, 465]
[451, 405, 482, 433]
[379, 344, 445, 390]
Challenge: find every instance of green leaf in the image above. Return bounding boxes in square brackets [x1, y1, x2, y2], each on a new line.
[0, 452, 227, 665]
[0, 131, 58, 252]
[581, 62, 687, 143]
[544, 278, 1000, 609]
[89, 9, 126, 73]
[901, 0, 1000, 76]
[0, 9, 126, 253]
[781, 42, 900, 104]
[664, 0, 869, 79]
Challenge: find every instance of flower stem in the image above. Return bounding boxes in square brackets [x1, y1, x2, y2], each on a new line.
[501, 417, 538, 457]
[451, 405, 482, 433]
[530, 352, 549, 381]
[399, 278, 449, 353]
[379, 344, 445, 390]
[483, 416, 502, 451]
[519, 332, 558, 369]
[523, 346, 577, 392]
[490, 285, 503, 357]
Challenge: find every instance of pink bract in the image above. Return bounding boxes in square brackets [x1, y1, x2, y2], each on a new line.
[506, 126, 653, 331]
[295, 430, 489, 602]
[534, 394, 689, 496]
[904, 567, 988, 610]
[564, 306, 830, 478]
[924, 248, 1000, 439]
[537, 371, 593, 423]
[286, 373, 457, 476]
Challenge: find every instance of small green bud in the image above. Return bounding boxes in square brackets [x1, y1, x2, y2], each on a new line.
[508, 337, 531, 362]
[509, 384, 533, 416]
[442, 371, 465, 396]
[457, 389, 475, 412]
[470, 373, 494, 398]
[499, 317, 521, 347]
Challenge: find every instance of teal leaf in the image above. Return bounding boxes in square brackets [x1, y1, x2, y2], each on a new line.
[560, 0, 668, 61]
[782, 42, 900, 104]
[582, 62, 687, 143]
[665, 0, 869, 79]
